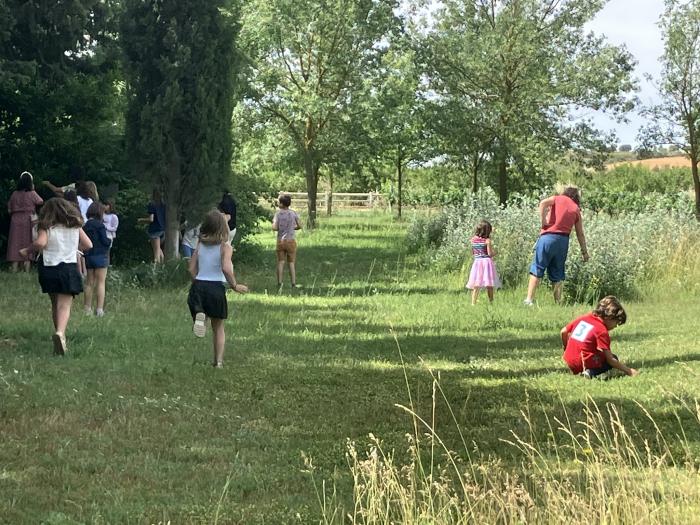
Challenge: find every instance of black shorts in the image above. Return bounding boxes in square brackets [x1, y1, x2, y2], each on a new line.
[38, 260, 83, 296]
[187, 280, 228, 320]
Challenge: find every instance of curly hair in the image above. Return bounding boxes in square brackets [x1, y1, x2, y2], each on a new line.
[593, 295, 627, 325]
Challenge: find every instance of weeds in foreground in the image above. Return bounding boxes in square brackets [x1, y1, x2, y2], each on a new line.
[310, 343, 700, 524]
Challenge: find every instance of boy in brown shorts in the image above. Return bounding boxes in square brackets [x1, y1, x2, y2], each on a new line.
[273, 194, 302, 288]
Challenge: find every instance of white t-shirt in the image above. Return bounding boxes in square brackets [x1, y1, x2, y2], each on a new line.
[77, 196, 92, 222]
[43, 226, 79, 266]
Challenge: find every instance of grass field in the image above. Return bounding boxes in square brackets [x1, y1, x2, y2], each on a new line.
[1, 212, 700, 523]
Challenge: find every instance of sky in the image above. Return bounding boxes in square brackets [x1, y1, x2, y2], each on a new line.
[585, 0, 666, 147]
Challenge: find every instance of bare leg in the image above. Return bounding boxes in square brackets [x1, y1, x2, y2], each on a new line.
[95, 267, 107, 311]
[486, 286, 494, 302]
[84, 269, 95, 311]
[50, 294, 58, 330]
[55, 294, 73, 335]
[10, 262, 18, 273]
[471, 288, 479, 305]
[553, 282, 563, 303]
[210, 318, 226, 366]
[150, 238, 163, 264]
[276, 260, 285, 285]
[288, 262, 297, 286]
[22, 260, 31, 272]
[526, 274, 540, 302]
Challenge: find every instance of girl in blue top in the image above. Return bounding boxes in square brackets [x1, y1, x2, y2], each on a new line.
[139, 189, 166, 263]
[187, 210, 248, 368]
[83, 202, 112, 317]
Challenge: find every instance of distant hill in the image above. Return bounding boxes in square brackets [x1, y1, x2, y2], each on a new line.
[607, 155, 691, 170]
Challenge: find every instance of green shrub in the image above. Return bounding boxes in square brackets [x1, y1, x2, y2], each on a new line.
[408, 188, 699, 302]
[107, 259, 191, 289]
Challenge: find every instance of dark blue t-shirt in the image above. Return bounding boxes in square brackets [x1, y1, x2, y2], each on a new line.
[83, 219, 111, 257]
[147, 202, 166, 234]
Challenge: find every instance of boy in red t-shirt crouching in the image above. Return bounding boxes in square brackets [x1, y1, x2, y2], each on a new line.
[561, 296, 639, 379]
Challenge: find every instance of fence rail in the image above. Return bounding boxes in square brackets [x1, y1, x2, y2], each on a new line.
[278, 191, 385, 211]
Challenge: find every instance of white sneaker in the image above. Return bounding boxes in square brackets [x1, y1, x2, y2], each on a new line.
[193, 312, 206, 338]
[523, 299, 534, 306]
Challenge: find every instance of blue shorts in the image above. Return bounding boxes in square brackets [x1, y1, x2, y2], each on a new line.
[85, 254, 109, 269]
[529, 234, 570, 283]
[181, 244, 194, 258]
[148, 230, 165, 240]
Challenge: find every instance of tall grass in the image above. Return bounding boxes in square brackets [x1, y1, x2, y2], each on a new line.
[316, 359, 700, 524]
[407, 188, 700, 302]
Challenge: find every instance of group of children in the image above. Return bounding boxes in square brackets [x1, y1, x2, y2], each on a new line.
[464, 197, 638, 379]
[15, 176, 636, 378]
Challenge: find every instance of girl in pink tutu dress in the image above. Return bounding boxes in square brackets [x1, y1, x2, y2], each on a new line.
[465, 220, 501, 305]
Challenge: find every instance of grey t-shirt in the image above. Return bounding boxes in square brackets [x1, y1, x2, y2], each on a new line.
[273, 209, 300, 241]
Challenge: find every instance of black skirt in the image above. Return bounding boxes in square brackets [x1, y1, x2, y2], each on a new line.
[187, 280, 228, 320]
[38, 260, 83, 296]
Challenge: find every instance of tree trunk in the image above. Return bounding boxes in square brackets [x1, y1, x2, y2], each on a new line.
[303, 150, 318, 228]
[327, 174, 333, 216]
[471, 155, 479, 193]
[692, 156, 700, 221]
[164, 160, 182, 260]
[498, 148, 508, 205]
[397, 151, 403, 219]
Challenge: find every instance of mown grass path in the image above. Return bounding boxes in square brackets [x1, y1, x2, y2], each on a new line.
[1, 212, 699, 523]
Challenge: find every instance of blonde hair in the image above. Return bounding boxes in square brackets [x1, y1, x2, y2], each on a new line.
[198, 210, 229, 245]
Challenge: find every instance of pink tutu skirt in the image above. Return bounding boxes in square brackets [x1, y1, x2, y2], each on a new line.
[466, 258, 501, 289]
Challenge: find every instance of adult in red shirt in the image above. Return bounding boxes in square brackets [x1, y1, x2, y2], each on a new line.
[561, 295, 638, 378]
[524, 186, 589, 305]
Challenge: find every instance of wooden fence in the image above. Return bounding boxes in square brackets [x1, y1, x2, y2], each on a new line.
[278, 191, 385, 213]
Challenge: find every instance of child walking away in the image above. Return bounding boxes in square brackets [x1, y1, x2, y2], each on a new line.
[19, 198, 92, 355]
[138, 189, 165, 264]
[561, 295, 638, 379]
[465, 220, 501, 305]
[187, 210, 248, 368]
[83, 202, 112, 317]
[102, 200, 119, 254]
[181, 222, 200, 259]
[272, 194, 302, 289]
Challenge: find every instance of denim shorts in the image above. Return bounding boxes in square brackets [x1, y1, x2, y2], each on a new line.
[529, 233, 570, 282]
[148, 230, 165, 240]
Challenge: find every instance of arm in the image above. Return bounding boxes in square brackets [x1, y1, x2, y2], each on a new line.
[272, 212, 279, 231]
[188, 245, 199, 279]
[19, 228, 49, 257]
[98, 226, 111, 248]
[221, 243, 248, 293]
[539, 196, 556, 228]
[574, 218, 589, 262]
[78, 228, 93, 252]
[486, 238, 495, 257]
[137, 214, 154, 224]
[42, 181, 64, 197]
[603, 349, 638, 376]
[560, 327, 571, 349]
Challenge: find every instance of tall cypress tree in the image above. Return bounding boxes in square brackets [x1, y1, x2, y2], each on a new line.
[121, 1, 240, 258]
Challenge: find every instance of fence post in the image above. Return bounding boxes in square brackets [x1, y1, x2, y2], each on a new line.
[368, 192, 374, 208]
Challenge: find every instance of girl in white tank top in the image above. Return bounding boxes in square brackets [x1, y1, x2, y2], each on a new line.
[187, 210, 248, 368]
[20, 198, 92, 355]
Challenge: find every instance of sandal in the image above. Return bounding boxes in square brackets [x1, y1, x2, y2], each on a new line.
[193, 312, 207, 338]
[52, 332, 67, 355]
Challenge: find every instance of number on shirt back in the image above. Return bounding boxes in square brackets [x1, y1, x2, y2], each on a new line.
[571, 321, 594, 342]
